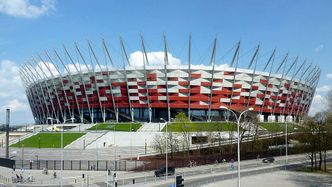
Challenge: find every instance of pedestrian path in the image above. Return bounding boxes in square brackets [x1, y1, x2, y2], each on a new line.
[138, 122, 166, 132]
[68, 123, 94, 132]
[85, 131, 162, 149]
[65, 132, 105, 149]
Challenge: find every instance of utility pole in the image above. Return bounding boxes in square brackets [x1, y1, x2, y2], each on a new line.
[6, 108, 10, 159]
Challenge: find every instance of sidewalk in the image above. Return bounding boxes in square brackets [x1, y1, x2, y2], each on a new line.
[0, 151, 329, 186]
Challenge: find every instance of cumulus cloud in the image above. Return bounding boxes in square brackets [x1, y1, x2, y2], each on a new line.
[128, 51, 181, 68]
[31, 61, 59, 77]
[0, 60, 33, 124]
[191, 63, 229, 70]
[314, 44, 324, 52]
[2, 99, 28, 112]
[65, 62, 92, 73]
[308, 94, 328, 116]
[0, 0, 55, 19]
[0, 60, 23, 98]
[316, 85, 332, 93]
[326, 74, 332, 80]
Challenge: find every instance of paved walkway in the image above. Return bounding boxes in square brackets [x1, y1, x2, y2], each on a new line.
[138, 123, 165, 132]
[65, 132, 105, 149]
[0, 152, 319, 186]
[204, 170, 332, 187]
[86, 131, 162, 149]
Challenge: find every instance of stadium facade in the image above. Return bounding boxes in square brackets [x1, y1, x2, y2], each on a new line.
[19, 37, 320, 124]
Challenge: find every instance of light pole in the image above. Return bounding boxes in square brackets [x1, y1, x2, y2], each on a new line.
[160, 118, 168, 180]
[48, 117, 63, 187]
[285, 122, 288, 167]
[130, 122, 133, 160]
[219, 106, 253, 187]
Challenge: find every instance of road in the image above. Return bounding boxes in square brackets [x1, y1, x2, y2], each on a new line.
[95, 152, 331, 187]
[0, 152, 330, 187]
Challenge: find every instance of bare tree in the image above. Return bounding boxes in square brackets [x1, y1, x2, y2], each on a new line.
[152, 134, 165, 155]
[167, 132, 180, 159]
[302, 111, 332, 172]
[175, 112, 192, 160]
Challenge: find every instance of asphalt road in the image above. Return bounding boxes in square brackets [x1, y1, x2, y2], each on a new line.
[1, 152, 330, 187]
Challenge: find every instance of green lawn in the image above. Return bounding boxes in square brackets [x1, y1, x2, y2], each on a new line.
[259, 123, 301, 133]
[11, 132, 85, 148]
[87, 123, 142, 131]
[162, 122, 237, 132]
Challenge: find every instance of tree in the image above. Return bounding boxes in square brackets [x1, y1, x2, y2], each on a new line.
[302, 111, 332, 172]
[167, 132, 180, 159]
[152, 134, 165, 155]
[175, 112, 191, 160]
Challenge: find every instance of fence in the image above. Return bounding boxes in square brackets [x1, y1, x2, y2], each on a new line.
[14, 159, 144, 171]
[0, 157, 15, 169]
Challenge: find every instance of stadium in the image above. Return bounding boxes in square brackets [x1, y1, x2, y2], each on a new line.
[19, 37, 320, 124]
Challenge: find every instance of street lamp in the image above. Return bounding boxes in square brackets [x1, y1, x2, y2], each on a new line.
[160, 118, 168, 180]
[219, 106, 253, 187]
[48, 117, 63, 187]
[285, 121, 288, 168]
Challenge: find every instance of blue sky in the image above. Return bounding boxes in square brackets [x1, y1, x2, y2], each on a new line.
[0, 0, 331, 125]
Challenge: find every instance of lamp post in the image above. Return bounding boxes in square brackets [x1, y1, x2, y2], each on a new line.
[285, 122, 288, 167]
[48, 117, 63, 187]
[160, 118, 168, 180]
[219, 106, 253, 187]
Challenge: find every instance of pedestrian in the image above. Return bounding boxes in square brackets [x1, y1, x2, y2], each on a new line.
[20, 174, 23, 183]
[104, 142, 106, 147]
[230, 158, 235, 170]
[28, 174, 33, 182]
[16, 174, 19, 182]
[53, 171, 57, 178]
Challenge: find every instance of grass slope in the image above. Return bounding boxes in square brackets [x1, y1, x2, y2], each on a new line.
[87, 123, 142, 131]
[162, 122, 237, 132]
[259, 123, 301, 133]
[11, 132, 85, 148]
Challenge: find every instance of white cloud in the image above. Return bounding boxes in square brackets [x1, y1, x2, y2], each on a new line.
[128, 51, 181, 68]
[0, 60, 33, 125]
[0, 60, 23, 98]
[0, 0, 55, 19]
[65, 63, 91, 73]
[314, 44, 324, 52]
[316, 85, 331, 93]
[308, 94, 328, 116]
[2, 99, 28, 112]
[191, 63, 229, 70]
[326, 74, 332, 80]
[30, 61, 59, 77]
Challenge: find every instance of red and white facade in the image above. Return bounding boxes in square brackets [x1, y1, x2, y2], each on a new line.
[19, 39, 320, 124]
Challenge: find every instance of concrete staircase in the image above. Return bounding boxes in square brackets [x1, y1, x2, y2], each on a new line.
[8, 131, 39, 146]
[137, 122, 166, 132]
[68, 123, 94, 131]
[65, 132, 106, 149]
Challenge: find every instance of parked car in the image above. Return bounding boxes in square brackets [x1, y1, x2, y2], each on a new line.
[154, 167, 175, 177]
[262, 157, 275, 163]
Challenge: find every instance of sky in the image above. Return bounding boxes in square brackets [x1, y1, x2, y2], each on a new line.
[0, 0, 331, 125]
